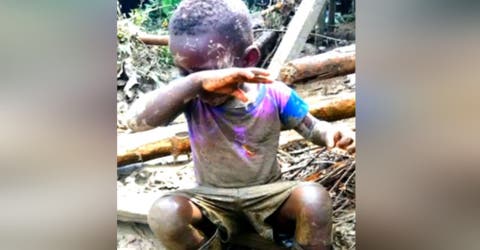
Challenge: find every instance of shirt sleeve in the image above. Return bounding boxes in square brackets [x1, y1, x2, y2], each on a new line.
[270, 82, 309, 129]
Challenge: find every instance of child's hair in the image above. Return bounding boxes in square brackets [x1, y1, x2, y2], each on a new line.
[169, 0, 253, 51]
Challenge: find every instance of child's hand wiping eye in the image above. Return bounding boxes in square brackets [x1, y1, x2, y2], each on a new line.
[194, 67, 273, 103]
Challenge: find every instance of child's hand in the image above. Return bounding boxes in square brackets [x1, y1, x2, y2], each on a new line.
[324, 125, 356, 154]
[194, 67, 273, 102]
[295, 114, 355, 155]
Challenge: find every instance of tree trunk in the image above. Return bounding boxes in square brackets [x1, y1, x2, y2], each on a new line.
[137, 31, 279, 50]
[267, 0, 328, 79]
[117, 131, 190, 166]
[309, 93, 355, 121]
[137, 34, 169, 46]
[280, 44, 355, 84]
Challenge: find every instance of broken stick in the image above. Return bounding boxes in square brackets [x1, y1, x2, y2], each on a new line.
[137, 34, 170, 46]
[117, 132, 190, 166]
[267, 0, 327, 79]
[137, 30, 278, 50]
[280, 44, 355, 84]
[309, 93, 355, 121]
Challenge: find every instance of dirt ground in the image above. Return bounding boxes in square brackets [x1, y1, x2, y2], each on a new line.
[117, 156, 195, 249]
[117, 221, 161, 250]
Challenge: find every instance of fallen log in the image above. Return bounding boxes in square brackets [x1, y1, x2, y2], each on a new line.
[137, 34, 169, 46]
[268, 0, 327, 79]
[117, 94, 355, 166]
[280, 44, 355, 84]
[137, 31, 278, 50]
[118, 131, 190, 166]
[309, 93, 355, 121]
[137, 30, 278, 49]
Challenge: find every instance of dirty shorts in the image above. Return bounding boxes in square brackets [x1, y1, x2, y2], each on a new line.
[166, 181, 300, 242]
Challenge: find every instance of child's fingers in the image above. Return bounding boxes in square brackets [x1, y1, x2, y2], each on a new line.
[347, 145, 355, 154]
[248, 76, 274, 84]
[255, 75, 274, 83]
[239, 70, 256, 80]
[248, 68, 271, 76]
[332, 131, 342, 147]
[336, 137, 353, 149]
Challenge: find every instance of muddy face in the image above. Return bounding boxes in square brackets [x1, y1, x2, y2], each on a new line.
[170, 32, 242, 106]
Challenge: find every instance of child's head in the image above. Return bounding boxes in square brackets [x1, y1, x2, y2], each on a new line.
[168, 0, 260, 76]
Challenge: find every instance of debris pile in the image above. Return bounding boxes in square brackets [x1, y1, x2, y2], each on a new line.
[279, 140, 356, 250]
[117, 3, 177, 132]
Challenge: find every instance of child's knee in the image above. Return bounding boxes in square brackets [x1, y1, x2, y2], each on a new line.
[147, 195, 193, 237]
[295, 182, 332, 221]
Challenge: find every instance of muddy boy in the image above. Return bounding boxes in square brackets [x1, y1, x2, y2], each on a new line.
[126, 0, 355, 249]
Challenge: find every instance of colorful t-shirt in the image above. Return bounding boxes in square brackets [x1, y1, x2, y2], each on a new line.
[185, 81, 309, 188]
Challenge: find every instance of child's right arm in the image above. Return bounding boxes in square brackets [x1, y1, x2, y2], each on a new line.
[124, 74, 203, 132]
[125, 67, 272, 132]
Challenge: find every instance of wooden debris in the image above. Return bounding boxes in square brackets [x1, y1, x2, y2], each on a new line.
[268, 0, 327, 79]
[280, 44, 355, 84]
[137, 34, 169, 46]
[278, 141, 355, 209]
[309, 93, 355, 121]
[260, 1, 284, 16]
[118, 132, 190, 166]
[328, 0, 336, 32]
[281, 147, 326, 174]
[277, 140, 356, 249]
[137, 30, 278, 50]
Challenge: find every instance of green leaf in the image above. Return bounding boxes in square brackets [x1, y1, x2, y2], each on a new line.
[161, 0, 182, 17]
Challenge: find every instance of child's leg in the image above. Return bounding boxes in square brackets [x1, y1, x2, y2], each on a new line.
[268, 182, 333, 250]
[148, 195, 207, 250]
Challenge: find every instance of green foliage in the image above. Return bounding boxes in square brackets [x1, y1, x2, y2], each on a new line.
[160, 0, 182, 18]
[263, 11, 283, 29]
[158, 46, 174, 66]
[126, 0, 182, 32]
[341, 14, 355, 23]
[117, 0, 175, 89]
[128, 1, 165, 33]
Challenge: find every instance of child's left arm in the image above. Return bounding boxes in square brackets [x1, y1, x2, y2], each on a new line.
[294, 113, 355, 154]
[272, 81, 355, 154]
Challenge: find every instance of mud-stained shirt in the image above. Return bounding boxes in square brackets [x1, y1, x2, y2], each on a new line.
[185, 81, 309, 188]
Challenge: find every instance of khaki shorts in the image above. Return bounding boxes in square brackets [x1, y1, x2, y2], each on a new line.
[165, 181, 301, 242]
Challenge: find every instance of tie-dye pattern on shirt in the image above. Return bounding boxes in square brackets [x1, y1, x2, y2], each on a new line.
[185, 81, 309, 187]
